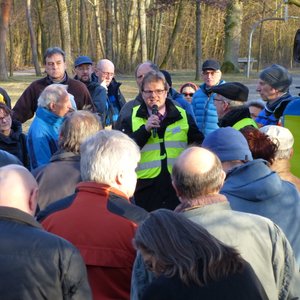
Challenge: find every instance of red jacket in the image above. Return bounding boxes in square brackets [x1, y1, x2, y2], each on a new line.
[41, 182, 137, 300]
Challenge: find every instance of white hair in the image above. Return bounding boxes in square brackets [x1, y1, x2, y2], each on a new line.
[38, 84, 68, 108]
[80, 130, 140, 185]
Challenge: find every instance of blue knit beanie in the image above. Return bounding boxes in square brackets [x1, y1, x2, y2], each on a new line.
[202, 127, 253, 162]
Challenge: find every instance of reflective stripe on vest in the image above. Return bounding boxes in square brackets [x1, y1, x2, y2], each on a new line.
[132, 105, 188, 178]
[232, 118, 258, 130]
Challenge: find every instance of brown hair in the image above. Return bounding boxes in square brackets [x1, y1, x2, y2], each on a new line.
[240, 126, 278, 164]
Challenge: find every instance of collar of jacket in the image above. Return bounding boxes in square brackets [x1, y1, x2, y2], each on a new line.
[45, 72, 68, 85]
[175, 193, 228, 212]
[50, 150, 80, 162]
[36, 107, 65, 126]
[108, 77, 122, 95]
[136, 98, 183, 121]
[218, 105, 250, 127]
[200, 80, 225, 96]
[0, 206, 42, 228]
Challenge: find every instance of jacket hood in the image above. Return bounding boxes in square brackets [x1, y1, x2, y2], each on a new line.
[222, 159, 283, 202]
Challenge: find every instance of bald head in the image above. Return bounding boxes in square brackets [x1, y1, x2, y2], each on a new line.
[176, 147, 218, 175]
[96, 59, 115, 87]
[172, 147, 225, 200]
[0, 165, 38, 215]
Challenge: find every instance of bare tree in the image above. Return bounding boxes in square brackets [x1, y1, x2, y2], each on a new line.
[0, 0, 12, 80]
[55, 0, 72, 72]
[223, 0, 243, 72]
[195, 0, 201, 80]
[26, 0, 42, 76]
[106, 0, 113, 59]
[160, 0, 184, 69]
[139, 0, 148, 61]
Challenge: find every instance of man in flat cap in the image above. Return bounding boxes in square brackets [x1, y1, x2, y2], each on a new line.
[74, 55, 107, 126]
[211, 82, 257, 130]
[256, 64, 298, 127]
[192, 59, 225, 136]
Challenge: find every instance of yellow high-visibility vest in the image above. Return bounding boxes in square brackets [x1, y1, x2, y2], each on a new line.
[232, 118, 258, 130]
[132, 105, 188, 178]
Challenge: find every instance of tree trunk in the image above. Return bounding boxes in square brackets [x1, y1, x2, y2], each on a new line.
[126, 0, 137, 69]
[0, 0, 12, 81]
[160, 0, 184, 69]
[93, 0, 105, 58]
[195, 0, 201, 81]
[26, 0, 42, 76]
[55, 0, 72, 73]
[139, 0, 147, 62]
[106, 0, 113, 59]
[223, 0, 243, 72]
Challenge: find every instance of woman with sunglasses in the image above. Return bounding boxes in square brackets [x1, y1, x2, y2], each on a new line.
[179, 82, 198, 103]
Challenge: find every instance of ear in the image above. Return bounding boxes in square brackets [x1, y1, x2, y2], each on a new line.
[220, 170, 226, 186]
[115, 171, 123, 186]
[171, 179, 181, 198]
[28, 187, 38, 215]
[49, 102, 56, 112]
[290, 148, 294, 158]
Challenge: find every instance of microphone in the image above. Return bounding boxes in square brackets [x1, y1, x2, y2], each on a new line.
[152, 105, 158, 138]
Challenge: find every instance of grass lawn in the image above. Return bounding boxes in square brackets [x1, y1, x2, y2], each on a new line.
[0, 68, 268, 132]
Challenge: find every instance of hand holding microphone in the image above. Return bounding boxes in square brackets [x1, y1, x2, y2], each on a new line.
[152, 105, 158, 138]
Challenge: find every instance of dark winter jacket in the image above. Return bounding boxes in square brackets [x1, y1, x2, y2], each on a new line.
[0, 119, 30, 169]
[12, 73, 93, 123]
[32, 150, 81, 210]
[0, 206, 92, 299]
[0, 149, 22, 167]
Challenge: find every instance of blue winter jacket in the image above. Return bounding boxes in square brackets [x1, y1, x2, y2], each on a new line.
[27, 107, 65, 169]
[221, 159, 300, 264]
[255, 93, 299, 126]
[192, 80, 225, 136]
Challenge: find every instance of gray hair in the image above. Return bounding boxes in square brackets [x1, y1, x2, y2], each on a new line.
[80, 130, 140, 184]
[172, 152, 224, 199]
[134, 61, 159, 78]
[37, 84, 68, 108]
[134, 209, 243, 286]
[43, 47, 66, 64]
[59, 111, 102, 154]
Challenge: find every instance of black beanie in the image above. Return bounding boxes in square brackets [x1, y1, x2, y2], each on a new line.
[259, 64, 292, 92]
[210, 82, 249, 102]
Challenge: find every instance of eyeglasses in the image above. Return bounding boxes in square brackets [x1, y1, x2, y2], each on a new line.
[0, 114, 10, 122]
[100, 71, 114, 77]
[213, 97, 224, 103]
[76, 66, 91, 72]
[143, 89, 166, 96]
[183, 93, 194, 97]
[202, 70, 220, 76]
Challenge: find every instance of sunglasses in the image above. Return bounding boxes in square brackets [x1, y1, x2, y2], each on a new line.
[183, 93, 194, 97]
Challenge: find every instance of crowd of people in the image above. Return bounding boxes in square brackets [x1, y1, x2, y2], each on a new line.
[0, 46, 300, 299]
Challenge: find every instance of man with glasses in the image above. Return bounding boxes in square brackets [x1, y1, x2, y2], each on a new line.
[96, 59, 126, 128]
[211, 82, 258, 130]
[117, 71, 204, 212]
[192, 59, 225, 136]
[74, 56, 107, 126]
